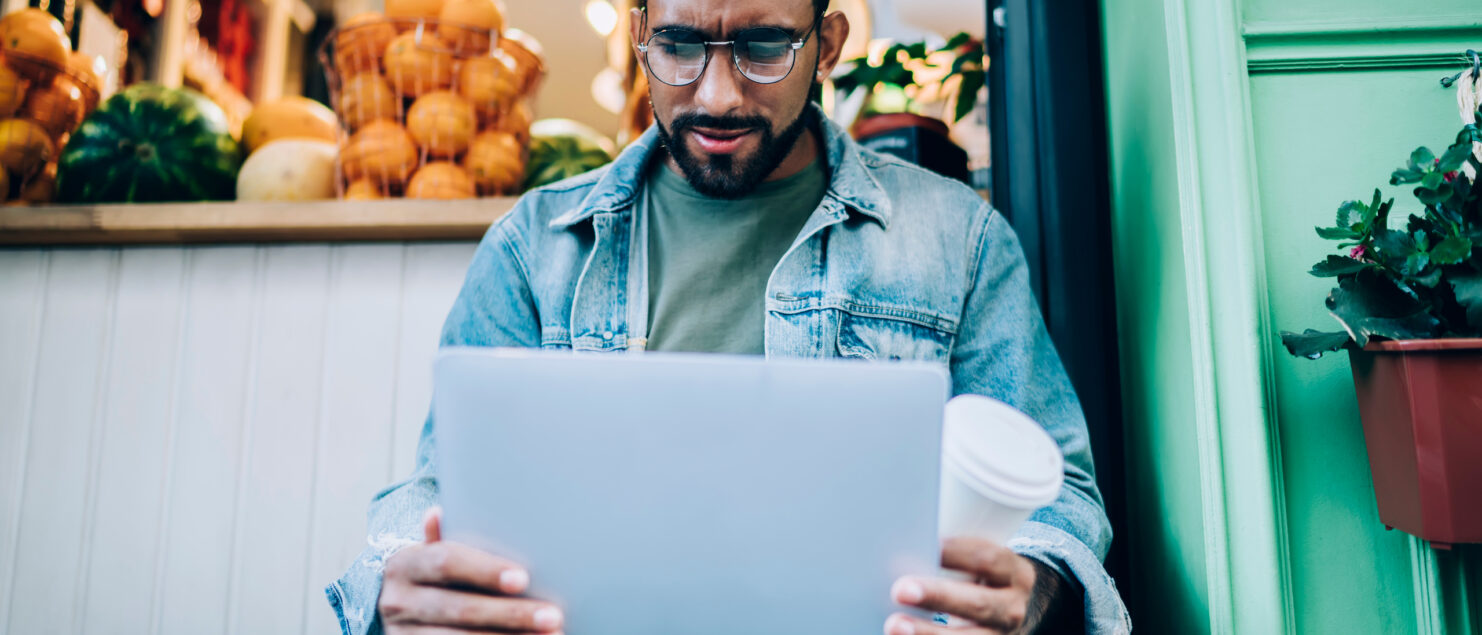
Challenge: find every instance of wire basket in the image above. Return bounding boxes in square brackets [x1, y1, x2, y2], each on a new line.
[318, 16, 545, 199]
[0, 49, 102, 206]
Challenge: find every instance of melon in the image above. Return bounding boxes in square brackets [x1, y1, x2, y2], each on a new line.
[241, 97, 340, 154]
[56, 84, 241, 203]
[522, 118, 615, 191]
[236, 139, 338, 201]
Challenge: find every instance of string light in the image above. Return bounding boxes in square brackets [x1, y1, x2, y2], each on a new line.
[584, 0, 617, 37]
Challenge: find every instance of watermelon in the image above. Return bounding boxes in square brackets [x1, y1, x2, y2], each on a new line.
[56, 84, 242, 203]
[522, 118, 615, 191]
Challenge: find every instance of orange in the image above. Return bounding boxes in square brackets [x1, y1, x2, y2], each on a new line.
[385, 0, 445, 29]
[344, 178, 385, 199]
[0, 118, 53, 177]
[457, 55, 519, 120]
[405, 90, 475, 157]
[340, 119, 419, 185]
[437, 0, 503, 54]
[463, 130, 522, 195]
[16, 159, 54, 203]
[498, 29, 544, 94]
[241, 96, 341, 154]
[0, 9, 70, 82]
[336, 73, 398, 131]
[406, 161, 474, 199]
[492, 101, 531, 145]
[0, 59, 29, 117]
[383, 31, 454, 97]
[21, 75, 85, 136]
[334, 13, 397, 73]
[65, 51, 102, 96]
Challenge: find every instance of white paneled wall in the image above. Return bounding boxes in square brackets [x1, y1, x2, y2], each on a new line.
[0, 242, 477, 635]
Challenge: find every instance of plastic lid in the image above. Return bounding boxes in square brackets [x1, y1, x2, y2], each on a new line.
[941, 395, 1064, 509]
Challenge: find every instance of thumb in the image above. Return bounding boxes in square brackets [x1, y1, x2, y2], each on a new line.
[422, 506, 442, 543]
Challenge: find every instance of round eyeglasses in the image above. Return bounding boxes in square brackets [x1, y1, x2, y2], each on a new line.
[636, 22, 818, 87]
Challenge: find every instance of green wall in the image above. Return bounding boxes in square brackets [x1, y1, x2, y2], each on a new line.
[1101, 0, 1482, 632]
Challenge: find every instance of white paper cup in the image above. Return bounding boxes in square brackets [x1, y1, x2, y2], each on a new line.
[938, 395, 1064, 546]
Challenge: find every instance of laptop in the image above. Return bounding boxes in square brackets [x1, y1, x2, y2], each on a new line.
[433, 348, 948, 633]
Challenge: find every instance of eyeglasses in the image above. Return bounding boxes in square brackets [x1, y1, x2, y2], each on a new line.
[636, 21, 818, 87]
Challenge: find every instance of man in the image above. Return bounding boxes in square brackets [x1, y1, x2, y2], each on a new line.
[327, 0, 1131, 632]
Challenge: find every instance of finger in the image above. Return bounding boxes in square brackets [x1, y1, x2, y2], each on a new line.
[940, 537, 1023, 587]
[884, 613, 998, 635]
[380, 585, 563, 632]
[392, 541, 531, 595]
[424, 506, 443, 543]
[891, 576, 1027, 631]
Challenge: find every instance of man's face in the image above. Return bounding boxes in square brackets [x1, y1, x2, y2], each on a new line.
[633, 0, 846, 199]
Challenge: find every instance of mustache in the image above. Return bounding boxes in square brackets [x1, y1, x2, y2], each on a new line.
[670, 113, 769, 133]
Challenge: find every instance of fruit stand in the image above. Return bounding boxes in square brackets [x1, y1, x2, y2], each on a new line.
[0, 0, 620, 244]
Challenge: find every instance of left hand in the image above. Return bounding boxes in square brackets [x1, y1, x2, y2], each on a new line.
[884, 536, 1040, 635]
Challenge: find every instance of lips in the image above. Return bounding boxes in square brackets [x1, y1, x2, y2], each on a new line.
[689, 127, 756, 154]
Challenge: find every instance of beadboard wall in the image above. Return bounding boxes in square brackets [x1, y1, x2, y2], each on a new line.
[0, 242, 477, 635]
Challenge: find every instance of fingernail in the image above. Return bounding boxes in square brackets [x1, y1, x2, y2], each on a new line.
[533, 607, 563, 630]
[891, 578, 925, 604]
[499, 569, 529, 593]
[885, 614, 916, 635]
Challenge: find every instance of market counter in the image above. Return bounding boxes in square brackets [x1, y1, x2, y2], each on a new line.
[0, 197, 519, 245]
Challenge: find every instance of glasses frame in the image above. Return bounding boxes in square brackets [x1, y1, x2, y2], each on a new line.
[635, 15, 820, 87]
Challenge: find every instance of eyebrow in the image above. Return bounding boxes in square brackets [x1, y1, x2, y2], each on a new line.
[649, 22, 807, 40]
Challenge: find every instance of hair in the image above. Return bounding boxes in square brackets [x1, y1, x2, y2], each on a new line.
[636, 0, 829, 20]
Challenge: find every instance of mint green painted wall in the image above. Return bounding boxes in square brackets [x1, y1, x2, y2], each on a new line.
[1101, 0, 1482, 631]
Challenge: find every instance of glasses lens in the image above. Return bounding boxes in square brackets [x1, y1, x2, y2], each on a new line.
[736, 28, 795, 84]
[647, 31, 708, 85]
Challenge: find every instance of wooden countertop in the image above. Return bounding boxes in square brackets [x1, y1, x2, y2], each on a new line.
[0, 198, 519, 245]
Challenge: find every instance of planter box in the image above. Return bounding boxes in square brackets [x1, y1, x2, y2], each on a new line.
[1348, 339, 1482, 548]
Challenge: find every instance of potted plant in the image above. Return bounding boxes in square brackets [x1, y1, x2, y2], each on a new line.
[831, 34, 984, 182]
[1280, 87, 1482, 548]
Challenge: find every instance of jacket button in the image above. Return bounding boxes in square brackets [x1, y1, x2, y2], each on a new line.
[602, 331, 614, 340]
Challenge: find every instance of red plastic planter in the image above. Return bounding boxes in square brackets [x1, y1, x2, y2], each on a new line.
[1348, 339, 1482, 549]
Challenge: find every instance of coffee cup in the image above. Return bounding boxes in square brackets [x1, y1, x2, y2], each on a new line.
[938, 395, 1064, 546]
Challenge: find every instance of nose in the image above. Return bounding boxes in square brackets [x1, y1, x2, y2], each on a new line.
[692, 47, 745, 116]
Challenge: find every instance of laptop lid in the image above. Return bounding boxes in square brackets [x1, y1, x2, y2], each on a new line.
[433, 348, 947, 633]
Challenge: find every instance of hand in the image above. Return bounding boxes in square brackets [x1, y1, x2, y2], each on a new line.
[884, 536, 1057, 635]
[379, 507, 564, 634]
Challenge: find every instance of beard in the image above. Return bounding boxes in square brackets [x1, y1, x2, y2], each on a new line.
[654, 104, 812, 200]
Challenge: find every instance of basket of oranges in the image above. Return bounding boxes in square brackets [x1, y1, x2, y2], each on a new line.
[0, 8, 104, 206]
[319, 0, 544, 200]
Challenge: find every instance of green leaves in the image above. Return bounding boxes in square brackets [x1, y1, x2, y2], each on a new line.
[1452, 270, 1482, 331]
[1326, 272, 1441, 347]
[1279, 329, 1353, 359]
[837, 33, 984, 123]
[1284, 115, 1482, 359]
[1309, 255, 1373, 277]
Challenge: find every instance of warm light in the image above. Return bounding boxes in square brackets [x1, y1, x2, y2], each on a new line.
[585, 0, 618, 37]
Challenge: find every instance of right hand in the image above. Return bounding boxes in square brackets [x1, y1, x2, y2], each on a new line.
[379, 506, 564, 634]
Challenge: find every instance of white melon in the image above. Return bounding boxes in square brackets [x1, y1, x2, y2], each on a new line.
[236, 138, 339, 201]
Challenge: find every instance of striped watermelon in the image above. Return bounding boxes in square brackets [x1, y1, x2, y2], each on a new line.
[56, 84, 242, 203]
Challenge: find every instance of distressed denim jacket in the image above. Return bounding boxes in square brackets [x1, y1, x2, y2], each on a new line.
[326, 105, 1131, 634]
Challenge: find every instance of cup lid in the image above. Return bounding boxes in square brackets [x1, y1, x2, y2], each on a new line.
[941, 395, 1064, 509]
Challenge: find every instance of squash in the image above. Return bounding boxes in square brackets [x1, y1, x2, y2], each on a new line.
[241, 96, 340, 155]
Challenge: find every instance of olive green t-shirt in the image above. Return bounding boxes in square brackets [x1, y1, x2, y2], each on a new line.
[644, 158, 827, 354]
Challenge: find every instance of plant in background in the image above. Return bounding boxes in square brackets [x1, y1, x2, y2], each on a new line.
[1281, 110, 1482, 358]
[832, 33, 985, 124]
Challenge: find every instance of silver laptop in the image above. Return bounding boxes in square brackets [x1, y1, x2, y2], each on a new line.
[433, 348, 948, 633]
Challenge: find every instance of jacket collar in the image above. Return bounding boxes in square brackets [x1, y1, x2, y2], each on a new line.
[549, 103, 893, 229]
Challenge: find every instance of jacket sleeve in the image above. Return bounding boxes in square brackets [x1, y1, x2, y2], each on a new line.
[325, 218, 542, 635]
[948, 208, 1131, 634]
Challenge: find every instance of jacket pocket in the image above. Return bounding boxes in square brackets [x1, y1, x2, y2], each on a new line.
[836, 308, 955, 362]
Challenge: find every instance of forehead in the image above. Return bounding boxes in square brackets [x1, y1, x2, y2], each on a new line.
[645, 0, 813, 31]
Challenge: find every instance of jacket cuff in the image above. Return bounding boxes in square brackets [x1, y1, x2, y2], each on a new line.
[1008, 521, 1132, 635]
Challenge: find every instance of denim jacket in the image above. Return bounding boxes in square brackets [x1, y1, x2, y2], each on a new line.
[326, 105, 1131, 634]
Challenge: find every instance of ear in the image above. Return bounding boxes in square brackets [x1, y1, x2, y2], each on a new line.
[629, 7, 647, 50]
[813, 11, 851, 81]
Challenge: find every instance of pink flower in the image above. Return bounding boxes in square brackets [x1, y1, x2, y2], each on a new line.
[1445, 171, 1459, 182]
[1350, 245, 1369, 261]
